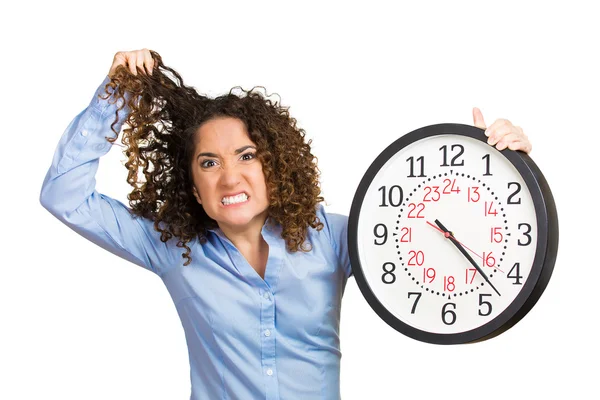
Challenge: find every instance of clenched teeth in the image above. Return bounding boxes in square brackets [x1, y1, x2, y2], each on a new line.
[222, 193, 248, 205]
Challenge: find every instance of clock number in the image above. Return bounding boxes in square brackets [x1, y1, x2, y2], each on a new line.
[444, 276, 455, 291]
[482, 154, 492, 176]
[423, 186, 441, 202]
[482, 252, 496, 267]
[442, 178, 460, 194]
[407, 202, 425, 218]
[507, 182, 522, 204]
[378, 185, 403, 207]
[400, 227, 412, 243]
[408, 292, 422, 314]
[442, 303, 457, 325]
[408, 250, 425, 266]
[423, 267, 436, 283]
[406, 156, 426, 178]
[465, 268, 477, 284]
[382, 262, 396, 284]
[490, 227, 503, 243]
[467, 186, 480, 202]
[373, 224, 388, 245]
[518, 223, 532, 246]
[507, 262, 524, 285]
[440, 144, 465, 167]
[484, 201, 498, 216]
[478, 294, 493, 316]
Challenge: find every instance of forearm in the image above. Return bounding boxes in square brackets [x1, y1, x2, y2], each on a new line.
[39, 75, 128, 217]
[38, 77, 166, 273]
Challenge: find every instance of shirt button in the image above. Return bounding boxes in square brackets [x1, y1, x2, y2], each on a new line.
[263, 292, 270, 299]
[266, 368, 273, 376]
[264, 329, 271, 337]
[81, 130, 89, 137]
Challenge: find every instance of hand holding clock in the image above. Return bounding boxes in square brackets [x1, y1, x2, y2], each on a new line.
[473, 107, 532, 154]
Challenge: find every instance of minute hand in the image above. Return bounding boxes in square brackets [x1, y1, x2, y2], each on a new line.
[434, 219, 501, 297]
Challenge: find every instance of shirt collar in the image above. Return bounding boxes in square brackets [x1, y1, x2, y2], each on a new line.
[207, 216, 281, 240]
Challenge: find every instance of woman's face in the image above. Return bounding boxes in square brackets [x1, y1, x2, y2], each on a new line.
[190, 117, 270, 235]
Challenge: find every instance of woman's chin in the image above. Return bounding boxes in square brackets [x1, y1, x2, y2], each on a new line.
[215, 211, 267, 232]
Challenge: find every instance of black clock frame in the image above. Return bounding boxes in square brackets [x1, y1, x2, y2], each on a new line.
[348, 123, 559, 344]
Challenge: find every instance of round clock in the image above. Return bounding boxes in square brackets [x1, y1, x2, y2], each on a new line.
[348, 123, 558, 344]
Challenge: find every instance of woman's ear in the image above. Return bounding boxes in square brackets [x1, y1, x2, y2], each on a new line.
[192, 187, 202, 204]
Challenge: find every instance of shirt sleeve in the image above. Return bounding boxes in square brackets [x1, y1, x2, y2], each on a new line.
[39, 76, 177, 276]
[317, 204, 353, 278]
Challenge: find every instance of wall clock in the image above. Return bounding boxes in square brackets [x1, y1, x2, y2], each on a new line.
[348, 123, 558, 344]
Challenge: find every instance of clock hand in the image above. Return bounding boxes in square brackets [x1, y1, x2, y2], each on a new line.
[433, 219, 501, 297]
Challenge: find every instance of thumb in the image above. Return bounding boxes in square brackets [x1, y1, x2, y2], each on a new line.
[472, 107, 487, 130]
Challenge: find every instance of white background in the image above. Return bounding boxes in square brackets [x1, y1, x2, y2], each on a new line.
[2, 1, 597, 399]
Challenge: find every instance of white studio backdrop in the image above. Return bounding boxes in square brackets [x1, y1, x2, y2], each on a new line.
[2, 1, 597, 399]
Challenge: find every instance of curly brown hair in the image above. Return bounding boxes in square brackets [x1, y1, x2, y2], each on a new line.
[100, 50, 324, 266]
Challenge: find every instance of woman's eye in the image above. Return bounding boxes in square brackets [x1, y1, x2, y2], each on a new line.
[241, 152, 256, 161]
[201, 160, 217, 168]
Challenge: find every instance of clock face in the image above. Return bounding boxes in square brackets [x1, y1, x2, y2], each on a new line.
[348, 124, 558, 344]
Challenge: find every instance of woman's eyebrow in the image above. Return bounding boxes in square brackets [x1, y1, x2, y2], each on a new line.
[197, 145, 257, 159]
[234, 145, 257, 154]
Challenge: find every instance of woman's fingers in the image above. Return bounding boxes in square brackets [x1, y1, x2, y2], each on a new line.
[494, 132, 521, 150]
[507, 138, 532, 153]
[472, 107, 487, 130]
[142, 49, 154, 75]
[486, 119, 514, 145]
[108, 52, 126, 78]
[108, 48, 154, 78]
[128, 52, 139, 75]
[485, 118, 531, 154]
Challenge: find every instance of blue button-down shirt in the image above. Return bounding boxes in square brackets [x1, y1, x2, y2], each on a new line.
[40, 76, 353, 400]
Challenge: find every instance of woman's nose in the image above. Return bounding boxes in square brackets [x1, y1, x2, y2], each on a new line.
[218, 164, 242, 186]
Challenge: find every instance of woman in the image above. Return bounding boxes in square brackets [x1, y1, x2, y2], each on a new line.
[40, 49, 532, 399]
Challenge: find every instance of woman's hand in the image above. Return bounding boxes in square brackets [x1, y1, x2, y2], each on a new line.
[472, 107, 532, 154]
[108, 48, 155, 78]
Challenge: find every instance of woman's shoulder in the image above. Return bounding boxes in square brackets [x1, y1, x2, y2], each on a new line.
[312, 203, 352, 277]
[313, 203, 348, 245]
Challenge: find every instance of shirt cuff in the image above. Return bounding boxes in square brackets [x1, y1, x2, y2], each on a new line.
[88, 75, 133, 118]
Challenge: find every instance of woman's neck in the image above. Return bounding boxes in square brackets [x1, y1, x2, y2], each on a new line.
[219, 220, 270, 279]
[218, 216, 269, 250]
